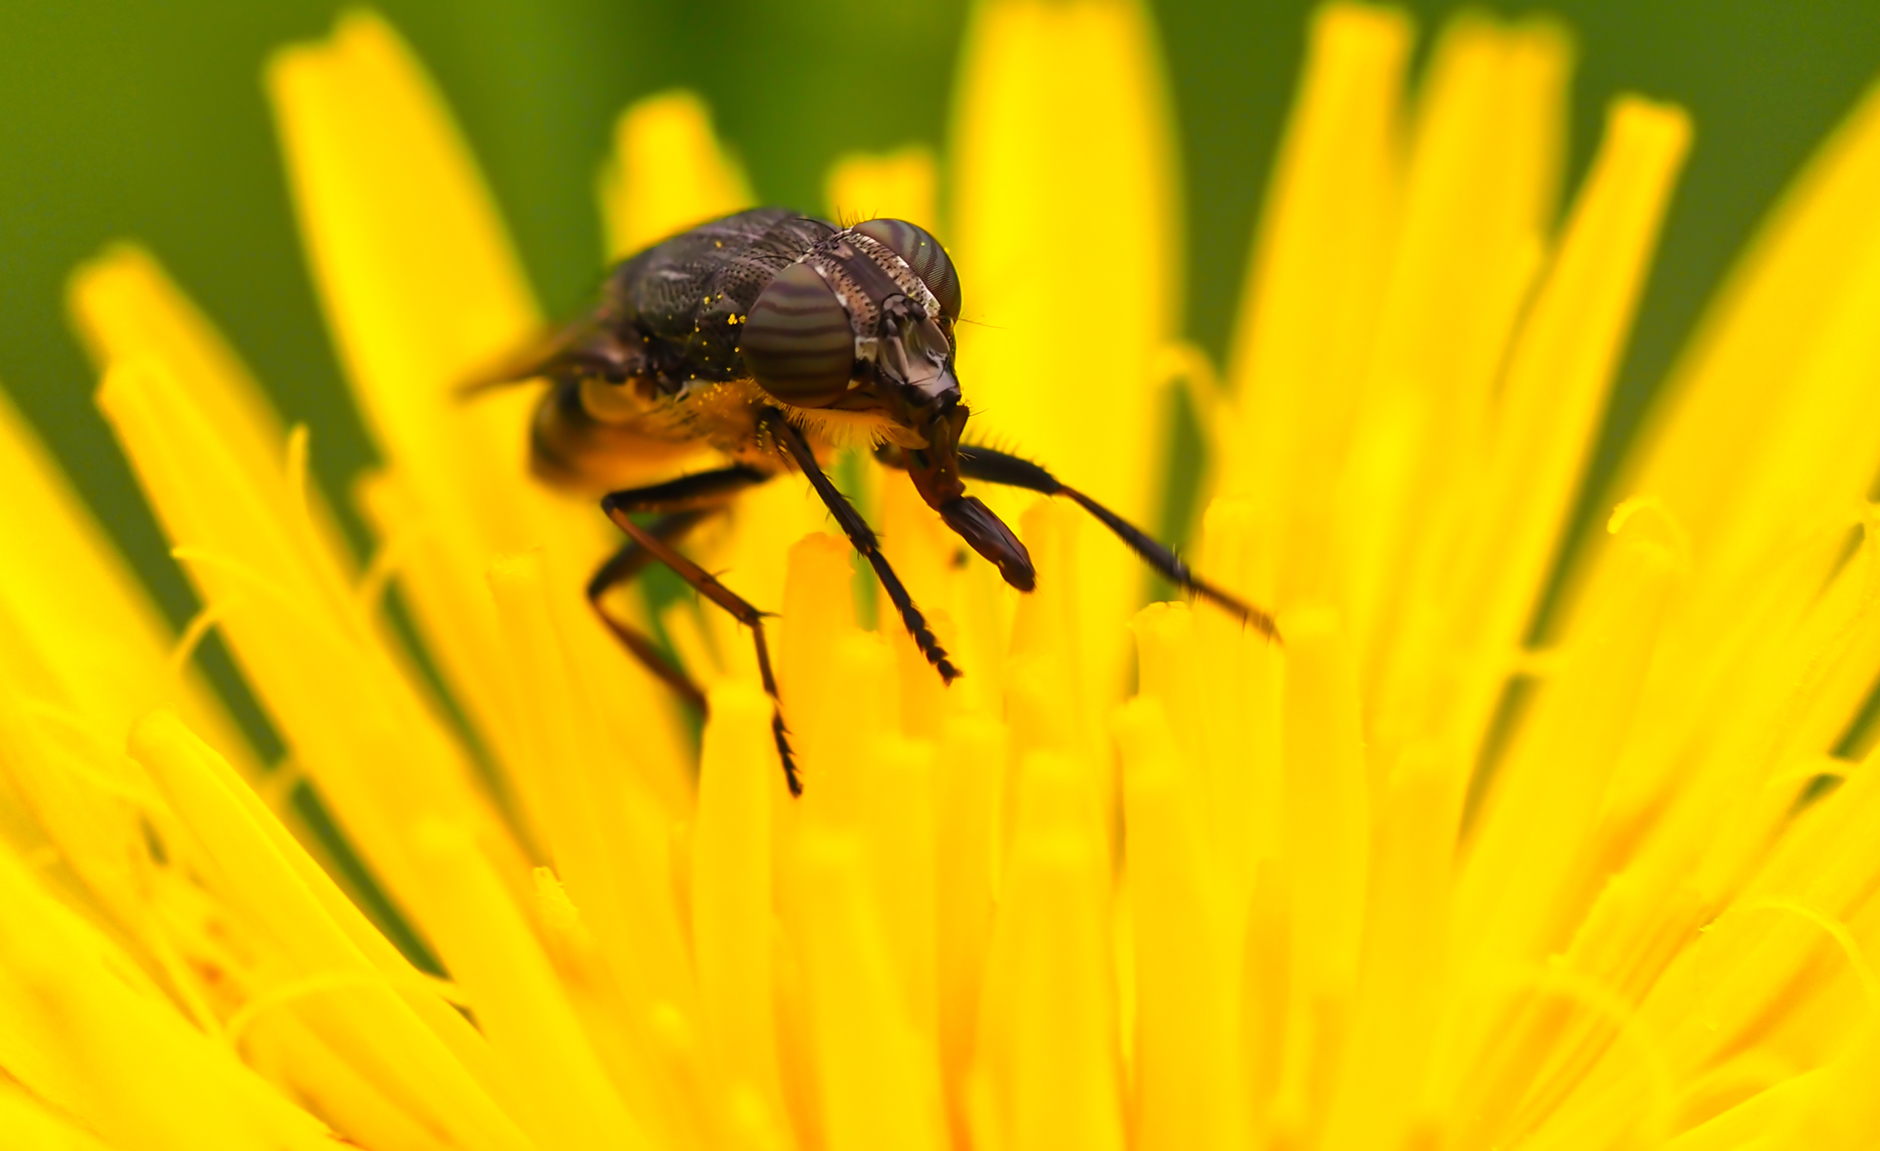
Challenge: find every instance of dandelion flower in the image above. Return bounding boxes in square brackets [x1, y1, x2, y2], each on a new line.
[4, 2, 1880, 1149]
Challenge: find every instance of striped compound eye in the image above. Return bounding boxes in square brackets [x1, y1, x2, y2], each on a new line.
[854, 218, 962, 319]
[741, 261, 856, 408]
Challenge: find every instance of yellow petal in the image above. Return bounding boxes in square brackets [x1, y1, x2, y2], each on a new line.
[1267, 604, 1370, 1143]
[266, 11, 537, 435]
[94, 345, 522, 948]
[0, 382, 252, 768]
[1565, 80, 1880, 898]
[600, 90, 755, 259]
[67, 245, 288, 494]
[485, 548, 698, 1023]
[678, 489, 858, 738]
[1115, 694, 1252, 1151]
[932, 714, 1008, 1130]
[1220, 2, 1409, 601]
[691, 682, 789, 1136]
[1436, 509, 1683, 1146]
[1393, 96, 1690, 764]
[794, 830, 946, 1151]
[0, 376, 254, 952]
[265, 11, 549, 566]
[1196, 500, 1287, 882]
[974, 750, 1125, 1151]
[0, 849, 334, 1151]
[825, 147, 939, 230]
[128, 709, 538, 1151]
[951, 0, 1183, 709]
[1334, 15, 1567, 688]
[1457, 94, 1689, 676]
[0, 1081, 114, 1151]
[1619, 77, 1880, 596]
[238, 1010, 464, 1151]
[1004, 500, 1093, 765]
[408, 816, 644, 1149]
[1453, 510, 1682, 971]
[776, 532, 863, 769]
[854, 730, 941, 1039]
[268, 13, 638, 815]
[880, 473, 1016, 722]
[1320, 742, 1466, 1151]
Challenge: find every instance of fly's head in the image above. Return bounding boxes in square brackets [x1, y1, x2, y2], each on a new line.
[738, 217, 960, 419]
[738, 217, 1033, 591]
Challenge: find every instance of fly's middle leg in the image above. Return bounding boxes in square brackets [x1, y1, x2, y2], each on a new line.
[595, 465, 802, 794]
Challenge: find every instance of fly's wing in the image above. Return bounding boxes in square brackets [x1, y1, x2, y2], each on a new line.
[458, 207, 833, 399]
[454, 313, 640, 398]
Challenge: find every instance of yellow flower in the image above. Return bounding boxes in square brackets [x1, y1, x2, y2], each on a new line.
[4, 0, 1880, 1148]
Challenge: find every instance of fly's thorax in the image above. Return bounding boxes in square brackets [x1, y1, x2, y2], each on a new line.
[817, 229, 943, 336]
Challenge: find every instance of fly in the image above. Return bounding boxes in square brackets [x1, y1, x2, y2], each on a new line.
[471, 207, 1278, 794]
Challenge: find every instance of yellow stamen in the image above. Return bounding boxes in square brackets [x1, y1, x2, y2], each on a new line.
[129, 709, 535, 1151]
[0, 847, 335, 1150]
[409, 815, 644, 1148]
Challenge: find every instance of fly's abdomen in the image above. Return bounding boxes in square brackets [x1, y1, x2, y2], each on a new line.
[529, 376, 712, 493]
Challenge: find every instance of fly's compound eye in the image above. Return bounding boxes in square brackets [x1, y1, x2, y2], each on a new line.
[741, 261, 856, 408]
[855, 218, 961, 320]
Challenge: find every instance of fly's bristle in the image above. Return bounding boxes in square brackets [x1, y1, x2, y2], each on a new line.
[772, 710, 802, 797]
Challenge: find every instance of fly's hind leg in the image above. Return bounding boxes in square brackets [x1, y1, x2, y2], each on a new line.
[597, 465, 802, 793]
[587, 511, 714, 712]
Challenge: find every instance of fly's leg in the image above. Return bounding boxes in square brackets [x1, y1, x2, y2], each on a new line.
[879, 442, 1281, 643]
[766, 412, 962, 684]
[601, 508, 798, 794]
[587, 511, 713, 712]
[596, 465, 803, 794]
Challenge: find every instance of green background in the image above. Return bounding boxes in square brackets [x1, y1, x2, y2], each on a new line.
[4, 0, 1878, 641]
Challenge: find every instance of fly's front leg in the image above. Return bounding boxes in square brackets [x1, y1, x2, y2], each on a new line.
[596, 465, 802, 794]
[878, 442, 1281, 642]
[766, 412, 962, 684]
